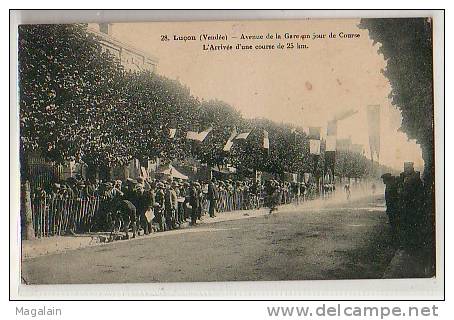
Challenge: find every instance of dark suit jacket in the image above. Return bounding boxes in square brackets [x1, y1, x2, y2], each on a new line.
[207, 182, 217, 200]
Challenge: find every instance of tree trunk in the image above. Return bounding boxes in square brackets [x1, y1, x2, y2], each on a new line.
[21, 180, 35, 240]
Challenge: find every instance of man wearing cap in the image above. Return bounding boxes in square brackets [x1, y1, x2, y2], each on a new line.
[207, 177, 218, 218]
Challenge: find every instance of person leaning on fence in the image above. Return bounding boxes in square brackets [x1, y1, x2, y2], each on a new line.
[113, 197, 137, 240]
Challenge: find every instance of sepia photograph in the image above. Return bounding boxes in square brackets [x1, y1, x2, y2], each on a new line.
[11, 11, 441, 293]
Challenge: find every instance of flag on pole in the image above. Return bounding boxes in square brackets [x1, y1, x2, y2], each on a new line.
[324, 151, 335, 179]
[186, 127, 213, 142]
[325, 121, 337, 180]
[327, 120, 338, 136]
[333, 109, 358, 121]
[325, 135, 337, 151]
[309, 140, 321, 155]
[234, 131, 251, 140]
[263, 130, 269, 149]
[186, 131, 200, 141]
[308, 127, 321, 155]
[367, 105, 381, 162]
[169, 128, 177, 139]
[308, 127, 321, 140]
[198, 127, 212, 142]
[336, 138, 351, 151]
[223, 128, 238, 152]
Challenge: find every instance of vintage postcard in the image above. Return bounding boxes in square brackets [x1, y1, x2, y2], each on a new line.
[10, 11, 443, 298]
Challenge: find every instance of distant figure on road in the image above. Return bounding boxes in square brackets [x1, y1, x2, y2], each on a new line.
[344, 183, 351, 200]
[265, 180, 280, 214]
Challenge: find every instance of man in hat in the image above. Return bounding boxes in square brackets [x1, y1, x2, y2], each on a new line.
[173, 181, 185, 224]
[123, 178, 138, 202]
[197, 181, 205, 220]
[114, 180, 123, 191]
[101, 181, 124, 232]
[113, 198, 138, 240]
[189, 181, 200, 225]
[226, 180, 234, 211]
[154, 182, 166, 231]
[164, 181, 179, 230]
[134, 183, 150, 235]
[143, 182, 156, 233]
[218, 181, 226, 212]
[400, 162, 424, 248]
[207, 177, 218, 218]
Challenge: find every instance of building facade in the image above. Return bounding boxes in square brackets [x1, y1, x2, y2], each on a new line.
[87, 23, 158, 73]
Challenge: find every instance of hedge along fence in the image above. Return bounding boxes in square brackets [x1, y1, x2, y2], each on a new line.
[31, 196, 101, 238]
[26, 157, 64, 190]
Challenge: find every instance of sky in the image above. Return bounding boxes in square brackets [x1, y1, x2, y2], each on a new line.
[105, 19, 424, 171]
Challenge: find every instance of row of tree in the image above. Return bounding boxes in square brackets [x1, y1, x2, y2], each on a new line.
[19, 23, 390, 181]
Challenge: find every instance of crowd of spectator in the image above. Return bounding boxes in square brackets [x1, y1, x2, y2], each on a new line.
[31, 173, 337, 239]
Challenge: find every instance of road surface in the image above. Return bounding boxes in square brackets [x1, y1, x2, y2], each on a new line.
[22, 194, 395, 284]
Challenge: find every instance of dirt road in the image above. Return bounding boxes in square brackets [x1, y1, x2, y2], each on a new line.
[22, 194, 395, 284]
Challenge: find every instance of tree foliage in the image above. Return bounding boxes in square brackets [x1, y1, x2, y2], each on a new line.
[19, 24, 127, 167]
[19, 23, 390, 180]
[359, 18, 434, 184]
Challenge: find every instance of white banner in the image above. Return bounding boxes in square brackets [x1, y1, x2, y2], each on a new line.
[234, 131, 251, 140]
[263, 130, 269, 149]
[198, 127, 212, 142]
[309, 139, 321, 155]
[223, 139, 234, 151]
[186, 131, 199, 140]
[326, 135, 337, 151]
